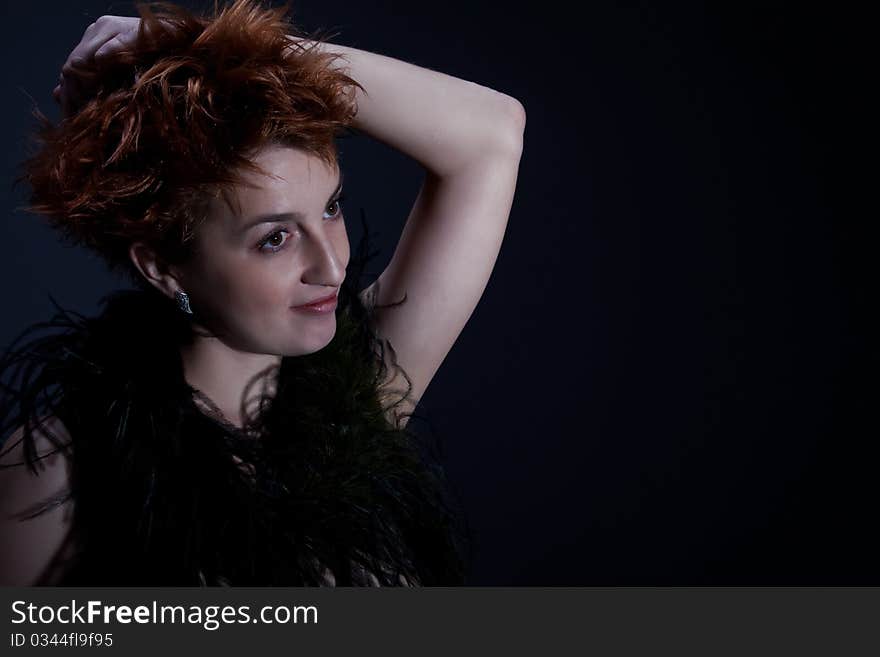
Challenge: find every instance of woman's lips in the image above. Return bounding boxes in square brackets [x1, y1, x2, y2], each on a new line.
[292, 291, 338, 313]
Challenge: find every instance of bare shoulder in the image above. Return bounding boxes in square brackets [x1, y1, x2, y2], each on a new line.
[0, 415, 78, 585]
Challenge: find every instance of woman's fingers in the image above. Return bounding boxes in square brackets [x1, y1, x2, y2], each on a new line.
[56, 16, 143, 118]
[62, 16, 140, 69]
[93, 33, 127, 64]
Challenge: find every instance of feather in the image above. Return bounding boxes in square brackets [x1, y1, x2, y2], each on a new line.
[0, 208, 472, 586]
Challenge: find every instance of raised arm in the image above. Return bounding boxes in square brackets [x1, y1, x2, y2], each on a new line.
[289, 36, 525, 175]
[290, 36, 525, 427]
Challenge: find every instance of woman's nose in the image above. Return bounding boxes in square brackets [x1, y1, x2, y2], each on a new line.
[300, 233, 347, 286]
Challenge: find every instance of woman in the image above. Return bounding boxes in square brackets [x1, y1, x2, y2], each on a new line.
[0, 0, 524, 585]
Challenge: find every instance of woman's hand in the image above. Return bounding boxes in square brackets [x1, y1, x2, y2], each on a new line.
[52, 15, 144, 119]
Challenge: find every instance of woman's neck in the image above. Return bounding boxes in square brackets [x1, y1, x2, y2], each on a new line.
[179, 337, 281, 430]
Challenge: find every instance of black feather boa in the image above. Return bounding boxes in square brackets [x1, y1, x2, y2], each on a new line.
[0, 213, 471, 586]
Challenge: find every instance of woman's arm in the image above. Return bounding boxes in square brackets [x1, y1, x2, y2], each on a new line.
[291, 36, 525, 176]
[0, 417, 77, 585]
[292, 36, 526, 427]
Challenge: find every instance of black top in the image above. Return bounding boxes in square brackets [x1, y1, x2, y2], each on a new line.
[0, 248, 471, 586]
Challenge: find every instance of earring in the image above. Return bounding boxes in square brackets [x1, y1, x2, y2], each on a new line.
[175, 289, 193, 315]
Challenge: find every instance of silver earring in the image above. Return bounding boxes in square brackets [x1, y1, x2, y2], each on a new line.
[175, 289, 193, 314]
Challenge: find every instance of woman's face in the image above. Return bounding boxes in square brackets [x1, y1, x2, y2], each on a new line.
[177, 144, 350, 357]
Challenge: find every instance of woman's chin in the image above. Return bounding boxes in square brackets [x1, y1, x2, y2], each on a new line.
[281, 322, 337, 356]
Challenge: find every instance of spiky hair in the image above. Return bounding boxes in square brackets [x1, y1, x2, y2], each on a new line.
[14, 0, 363, 283]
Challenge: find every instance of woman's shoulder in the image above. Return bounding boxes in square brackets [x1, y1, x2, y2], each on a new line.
[0, 414, 78, 585]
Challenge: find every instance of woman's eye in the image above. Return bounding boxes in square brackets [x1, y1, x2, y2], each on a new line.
[257, 229, 291, 254]
[257, 196, 345, 254]
[325, 195, 346, 220]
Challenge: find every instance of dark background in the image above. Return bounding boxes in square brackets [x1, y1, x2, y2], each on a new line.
[0, 1, 872, 584]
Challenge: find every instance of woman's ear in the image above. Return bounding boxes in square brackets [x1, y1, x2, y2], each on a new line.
[128, 241, 184, 300]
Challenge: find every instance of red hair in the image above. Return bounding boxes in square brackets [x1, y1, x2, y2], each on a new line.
[14, 0, 363, 282]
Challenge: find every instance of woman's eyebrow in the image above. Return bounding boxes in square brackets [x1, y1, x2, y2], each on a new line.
[239, 170, 344, 233]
